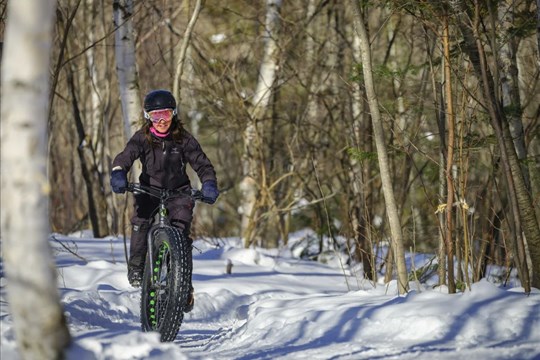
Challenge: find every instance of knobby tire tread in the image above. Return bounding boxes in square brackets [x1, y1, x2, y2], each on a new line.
[140, 226, 192, 342]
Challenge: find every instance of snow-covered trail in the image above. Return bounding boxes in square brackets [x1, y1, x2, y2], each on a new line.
[1, 233, 539, 360]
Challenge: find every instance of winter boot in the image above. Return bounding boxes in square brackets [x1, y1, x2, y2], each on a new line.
[128, 266, 143, 287]
[127, 223, 148, 287]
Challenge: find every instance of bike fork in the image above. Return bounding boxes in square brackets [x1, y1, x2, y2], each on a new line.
[146, 228, 155, 287]
[147, 203, 169, 288]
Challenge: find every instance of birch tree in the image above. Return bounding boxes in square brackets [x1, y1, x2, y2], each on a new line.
[85, 0, 107, 171]
[1, 0, 71, 358]
[347, 2, 376, 281]
[352, 1, 409, 294]
[496, 0, 533, 283]
[240, 0, 282, 247]
[173, 0, 203, 104]
[114, 0, 142, 140]
[114, 0, 141, 236]
[442, 13, 457, 293]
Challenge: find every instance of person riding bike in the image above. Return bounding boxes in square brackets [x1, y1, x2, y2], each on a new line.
[110, 89, 219, 312]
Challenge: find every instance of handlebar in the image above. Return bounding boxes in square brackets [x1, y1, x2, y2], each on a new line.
[126, 182, 213, 204]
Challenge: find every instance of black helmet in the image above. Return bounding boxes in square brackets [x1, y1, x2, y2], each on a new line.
[143, 90, 177, 112]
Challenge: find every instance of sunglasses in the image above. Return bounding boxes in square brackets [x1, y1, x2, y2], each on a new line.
[144, 108, 177, 123]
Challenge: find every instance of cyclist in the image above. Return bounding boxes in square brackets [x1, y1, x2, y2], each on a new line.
[110, 89, 219, 311]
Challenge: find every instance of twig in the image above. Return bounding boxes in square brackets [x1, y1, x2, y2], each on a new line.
[50, 235, 88, 263]
[311, 156, 350, 291]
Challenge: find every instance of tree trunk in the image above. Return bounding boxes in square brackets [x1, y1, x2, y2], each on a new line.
[456, 1, 539, 291]
[435, 79, 448, 286]
[496, 0, 534, 284]
[536, 0, 540, 64]
[497, 0, 529, 186]
[475, 183, 495, 281]
[241, 0, 282, 247]
[1, 0, 71, 358]
[85, 0, 105, 171]
[173, 0, 203, 104]
[113, 0, 141, 237]
[68, 68, 110, 238]
[442, 15, 457, 293]
[350, 10, 376, 281]
[113, 0, 142, 140]
[352, 2, 409, 295]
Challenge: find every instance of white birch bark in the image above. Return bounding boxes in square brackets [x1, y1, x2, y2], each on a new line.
[171, 0, 203, 190]
[352, 2, 409, 294]
[250, 0, 281, 118]
[350, 15, 377, 281]
[497, 0, 533, 284]
[240, 0, 282, 247]
[497, 1, 528, 174]
[304, 0, 320, 124]
[1, 0, 71, 358]
[114, 0, 142, 185]
[85, 0, 105, 169]
[114, 0, 142, 139]
[173, 0, 203, 104]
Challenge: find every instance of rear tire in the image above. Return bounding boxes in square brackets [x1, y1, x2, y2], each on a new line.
[140, 226, 192, 342]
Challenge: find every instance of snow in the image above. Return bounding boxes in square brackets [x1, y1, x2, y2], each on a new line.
[210, 33, 227, 44]
[1, 230, 539, 360]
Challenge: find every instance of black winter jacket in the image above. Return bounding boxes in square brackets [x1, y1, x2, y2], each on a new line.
[112, 129, 217, 189]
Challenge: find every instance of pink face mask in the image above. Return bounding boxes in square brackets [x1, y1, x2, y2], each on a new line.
[150, 127, 169, 138]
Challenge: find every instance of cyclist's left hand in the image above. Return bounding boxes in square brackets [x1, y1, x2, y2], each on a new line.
[201, 180, 219, 204]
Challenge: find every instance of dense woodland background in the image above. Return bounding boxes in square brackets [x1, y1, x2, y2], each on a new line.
[2, 0, 540, 291]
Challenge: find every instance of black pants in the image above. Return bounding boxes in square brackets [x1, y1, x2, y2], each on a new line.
[129, 190, 194, 270]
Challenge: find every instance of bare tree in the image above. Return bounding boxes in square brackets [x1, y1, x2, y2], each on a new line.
[452, 0, 539, 291]
[240, 0, 282, 247]
[38, 0, 540, 291]
[0, 0, 71, 358]
[85, 0, 107, 171]
[68, 65, 111, 238]
[347, 2, 376, 281]
[495, 0, 533, 284]
[352, 2, 409, 294]
[114, 0, 142, 140]
[113, 0, 142, 240]
[173, 0, 203, 104]
[442, 13, 457, 293]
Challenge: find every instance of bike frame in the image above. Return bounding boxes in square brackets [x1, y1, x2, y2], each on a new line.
[127, 183, 206, 288]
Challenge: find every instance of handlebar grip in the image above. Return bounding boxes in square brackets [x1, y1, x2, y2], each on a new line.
[190, 189, 215, 204]
[126, 183, 212, 203]
[126, 183, 139, 193]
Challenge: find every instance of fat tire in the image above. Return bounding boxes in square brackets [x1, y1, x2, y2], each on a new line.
[140, 226, 192, 342]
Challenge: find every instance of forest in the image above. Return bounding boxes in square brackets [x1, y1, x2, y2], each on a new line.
[3, 0, 540, 292]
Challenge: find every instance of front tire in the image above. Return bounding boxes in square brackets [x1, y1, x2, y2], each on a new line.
[140, 226, 192, 342]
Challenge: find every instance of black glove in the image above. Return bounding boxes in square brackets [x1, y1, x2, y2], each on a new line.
[201, 180, 219, 204]
[110, 169, 127, 194]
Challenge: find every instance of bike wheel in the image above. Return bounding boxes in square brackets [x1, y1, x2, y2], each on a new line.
[140, 226, 193, 342]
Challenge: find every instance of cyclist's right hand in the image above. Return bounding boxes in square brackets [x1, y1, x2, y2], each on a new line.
[111, 168, 128, 193]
